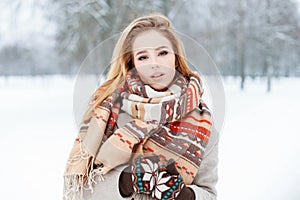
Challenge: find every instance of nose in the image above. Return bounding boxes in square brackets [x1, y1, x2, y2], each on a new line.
[151, 64, 159, 69]
[149, 54, 159, 69]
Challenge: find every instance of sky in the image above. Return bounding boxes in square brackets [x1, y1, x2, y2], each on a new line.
[0, 0, 56, 47]
[0, 0, 300, 48]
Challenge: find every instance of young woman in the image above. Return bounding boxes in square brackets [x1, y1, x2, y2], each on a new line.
[64, 14, 218, 200]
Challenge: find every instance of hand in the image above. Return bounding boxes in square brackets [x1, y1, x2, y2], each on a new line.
[152, 159, 195, 200]
[119, 155, 160, 197]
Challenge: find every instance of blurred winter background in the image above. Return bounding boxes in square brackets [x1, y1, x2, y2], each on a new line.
[0, 0, 300, 199]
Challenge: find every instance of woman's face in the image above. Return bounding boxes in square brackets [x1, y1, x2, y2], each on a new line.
[132, 30, 176, 91]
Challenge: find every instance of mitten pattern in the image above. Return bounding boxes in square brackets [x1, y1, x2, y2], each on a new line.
[119, 156, 195, 200]
[152, 166, 185, 200]
[131, 155, 159, 194]
[119, 155, 160, 197]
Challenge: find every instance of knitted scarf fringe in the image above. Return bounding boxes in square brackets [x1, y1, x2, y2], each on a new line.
[63, 141, 105, 200]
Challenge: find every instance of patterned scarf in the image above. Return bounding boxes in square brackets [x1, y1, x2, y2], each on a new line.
[63, 69, 212, 199]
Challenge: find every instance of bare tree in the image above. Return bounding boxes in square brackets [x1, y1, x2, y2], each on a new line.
[50, 0, 186, 74]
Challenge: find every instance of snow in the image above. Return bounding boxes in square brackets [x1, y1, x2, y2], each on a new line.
[0, 76, 75, 200]
[217, 77, 300, 200]
[0, 75, 299, 200]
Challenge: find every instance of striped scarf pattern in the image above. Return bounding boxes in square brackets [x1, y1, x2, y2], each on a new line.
[63, 69, 212, 199]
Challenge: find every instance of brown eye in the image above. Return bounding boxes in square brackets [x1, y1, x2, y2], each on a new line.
[138, 55, 148, 61]
[158, 51, 168, 56]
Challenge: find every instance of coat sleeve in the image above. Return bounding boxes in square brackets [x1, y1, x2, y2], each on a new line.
[187, 127, 219, 200]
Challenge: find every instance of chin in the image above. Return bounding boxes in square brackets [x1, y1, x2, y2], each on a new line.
[151, 84, 169, 91]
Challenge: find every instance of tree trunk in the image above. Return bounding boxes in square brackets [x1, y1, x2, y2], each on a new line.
[266, 55, 272, 92]
[238, 0, 246, 90]
[266, 0, 272, 93]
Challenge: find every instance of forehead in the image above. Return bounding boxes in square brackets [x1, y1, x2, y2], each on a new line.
[132, 30, 173, 51]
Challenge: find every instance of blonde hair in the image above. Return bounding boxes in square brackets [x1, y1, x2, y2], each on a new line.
[83, 13, 196, 121]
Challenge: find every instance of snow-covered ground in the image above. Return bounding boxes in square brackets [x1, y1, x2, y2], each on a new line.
[0, 76, 299, 200]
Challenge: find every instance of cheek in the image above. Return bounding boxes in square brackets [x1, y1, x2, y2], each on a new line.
[133, 57, 146, 69]
[135, 66, 143, 75]
[135, 66, 149, 80]
[161, 54, 176, 68]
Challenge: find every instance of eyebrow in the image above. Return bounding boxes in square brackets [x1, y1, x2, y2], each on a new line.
[135, 46, 169, 56]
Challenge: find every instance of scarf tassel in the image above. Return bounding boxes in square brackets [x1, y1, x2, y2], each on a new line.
[63, 141, 105, 200]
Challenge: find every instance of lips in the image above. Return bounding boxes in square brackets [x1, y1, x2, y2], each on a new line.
[150, 72, 164, 79]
